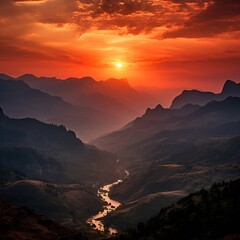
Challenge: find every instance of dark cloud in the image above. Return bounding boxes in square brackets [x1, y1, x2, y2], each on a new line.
[93, 0, 159, 16]
[0, 0, 80, 64]
[74, 0, 209, 35]
[0, 0, 239, 42]
[14, 0, 43, 1]
[163, 0, 240, 38]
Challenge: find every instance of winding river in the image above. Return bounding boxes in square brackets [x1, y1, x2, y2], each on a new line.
[87, 170, 129, 234]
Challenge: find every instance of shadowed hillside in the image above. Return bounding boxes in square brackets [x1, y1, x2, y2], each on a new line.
[0, 107, 122, 229]
[0, 199, 86, 240]
[0, 107, 119, 185]
[109, 179, 240, 240]
[93, 97, 240, 229]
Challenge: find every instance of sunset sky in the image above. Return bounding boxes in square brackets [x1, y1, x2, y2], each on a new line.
[0, 0, 240, 91]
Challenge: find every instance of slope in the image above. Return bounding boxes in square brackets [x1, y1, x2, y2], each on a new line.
[93, 97, 240, 229]
[0, 78, 124, 141]
[0, 198, 86, 240]
[110, 179, 240, 240]
[170, 79, 240, 109]
[0, 107, 119, 185]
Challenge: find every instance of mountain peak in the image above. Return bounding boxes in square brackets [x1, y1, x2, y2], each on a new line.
[65, 76, 96, 83]
[222, 79, 240, 95]
[18, 74, 38, 81]
[155, 104, 164, 111]
[0, 73, 14, 80]
[104, 78, 130, 87]
[145, 104, 164, 115]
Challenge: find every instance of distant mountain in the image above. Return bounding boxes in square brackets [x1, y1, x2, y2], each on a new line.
[93, 97, 240, 153]
[92, 103, 200, 152]
[110, 179, 240, 240]
[0, 73, 14, 80]
[0, 199, 86, 240]
[170, 79, 240, 109]
[16, 74, 155, 114]
[93, 97, 240, 229]
[15, 74, 156, 133]
[0, 78, 129, 141]
[0, 107, 118, 185]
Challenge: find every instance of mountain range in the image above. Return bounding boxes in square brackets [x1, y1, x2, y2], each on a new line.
[0, 73, 156, 141]
[93, 95, 240, 230]
[0, 74, 239, 238]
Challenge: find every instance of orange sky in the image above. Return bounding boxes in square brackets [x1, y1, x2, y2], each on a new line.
[0, 0, 240, 91]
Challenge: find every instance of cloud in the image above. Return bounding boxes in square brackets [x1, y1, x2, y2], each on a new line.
[3, 0, 237, 39]
[1, 0, 239, 41]
[73, 0, 211, 35]
[0, 0, 240, 71]
[163, 0, 240, 38]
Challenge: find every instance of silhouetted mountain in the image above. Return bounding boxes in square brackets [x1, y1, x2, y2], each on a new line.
[0, 107, 118, 185]
[132, 103, 200, 127]
[109, 179, 240, 240]
[93, 97, 240, 153]
[170, 79, 240, 109]
[15, 74, 156, 133]
[0, 78, 127, 141]
[17, 74, 154, 112]
[222, 79, 240, 96]
[93, 97, 240, 229]
[0, 199, 86, 240]
[0, 73, 14, 80]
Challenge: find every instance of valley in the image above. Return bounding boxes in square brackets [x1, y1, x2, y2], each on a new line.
[1, 0, 240, 238]
[87, 170, 130, 235]
[87, 177, 123, 234]
[0, 75, 239, 239]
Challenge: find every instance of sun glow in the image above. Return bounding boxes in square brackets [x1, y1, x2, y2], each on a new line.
[115, 62, 123, 69]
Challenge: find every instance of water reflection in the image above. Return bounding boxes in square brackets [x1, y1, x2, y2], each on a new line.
[88, 171, 129, 234]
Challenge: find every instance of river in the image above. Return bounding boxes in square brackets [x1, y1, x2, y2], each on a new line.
[87, 170, 129, 235]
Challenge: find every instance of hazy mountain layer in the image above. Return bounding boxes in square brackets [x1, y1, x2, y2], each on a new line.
[0, 77, 140, 141]
[16, 74, 155, 114]
[1, 73, 156, 140]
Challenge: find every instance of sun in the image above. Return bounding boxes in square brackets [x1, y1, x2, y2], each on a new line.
[115, 62, 123, 69]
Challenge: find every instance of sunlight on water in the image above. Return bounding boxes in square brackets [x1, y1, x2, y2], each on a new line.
[87, 171, 129, 235]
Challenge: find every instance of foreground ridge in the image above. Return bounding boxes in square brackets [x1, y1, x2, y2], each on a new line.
[0, 199, 86, 240]
[109, 178, 240, 240]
